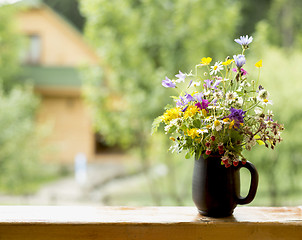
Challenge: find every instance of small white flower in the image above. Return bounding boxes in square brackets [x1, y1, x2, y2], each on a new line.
[254, 107, 263, 115]
[197, 128, 208, 134]
[191, 81, 201, 87]
[204, 90, 211, 96]
[225, 91, 238, 103]
[261, 99, 273, 106]
[210, 62, 223, 75]
[258, 89, 269, 100]
[240, 80, 251, 88]
[213, 91, 223, 100]
[267, 110, 274, 116]
[204, 116, 214, 122]
[213, 120, 223, 131]
[236, 97, 243, 106]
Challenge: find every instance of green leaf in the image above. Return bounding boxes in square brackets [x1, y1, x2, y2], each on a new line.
[185, 152, 191, 159]
[151, 116, 162, 135]
[168, 125, 177, 133]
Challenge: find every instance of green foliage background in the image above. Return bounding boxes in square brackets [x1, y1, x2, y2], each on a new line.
[0, 4, 47, 194]
[78, 0, 302, 206]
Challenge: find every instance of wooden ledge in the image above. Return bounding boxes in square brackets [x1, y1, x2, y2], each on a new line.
[0, 206, 301, 240]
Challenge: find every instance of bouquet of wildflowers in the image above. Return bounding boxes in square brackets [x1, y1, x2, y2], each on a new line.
[152, 35, 284, 167]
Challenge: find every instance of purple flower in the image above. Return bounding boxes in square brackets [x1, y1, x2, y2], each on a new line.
[176, 96, 186, 107]
[212, 80, 222, 89]
[162, 77, 176, 88]
[202, 99, 209, 109]
[233, 54, 246, 68]
[234, 35, 253, 48]
[182, 105, 188, 112]
[227, 107, 246, 128]
[195, 102, 202, 110]
[204, 79, 221, 89]
[232, 68, 248, 76]
[240, 68, 248, 76]
[204, 79, 213, 89]
[195, 99, 209, 110]
[185, 93, 195, 102]
[195, 92, 204, 102]
[175, 71, 186, 83]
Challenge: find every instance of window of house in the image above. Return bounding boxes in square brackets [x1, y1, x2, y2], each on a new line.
[21, 34, 42, 65]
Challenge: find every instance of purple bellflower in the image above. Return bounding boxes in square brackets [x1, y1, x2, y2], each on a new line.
[162, 77, 176, 88]
[185, 93, 195, 102]
[175, 71, 186, 83]
[204, 79, 221, 89]
[195, 92, 204, 102]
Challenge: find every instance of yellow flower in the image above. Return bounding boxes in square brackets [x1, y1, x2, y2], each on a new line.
[255, 59, 263, 68]
[200, 57, 212, 65]
[229, 120, 236, 129]
[222, 59, 234, 66]
[214, 120, 221, 127]
[184, 105, 200, 119]
[170, 137, 176, 141]
[161, 107, 181, 123]
[223, 118, 230, 123]
[187, 128, 200, 139]
[201, 109, 207, 117]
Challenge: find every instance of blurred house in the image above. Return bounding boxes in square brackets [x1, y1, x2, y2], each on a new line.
[16, 2, 101, 163]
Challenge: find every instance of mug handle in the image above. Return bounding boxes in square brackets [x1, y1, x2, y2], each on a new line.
[235, 161, 259, 205]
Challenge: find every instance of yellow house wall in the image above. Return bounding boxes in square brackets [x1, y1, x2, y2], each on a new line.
[37, 94, 95, 163]
[16, 6, 100, 163]
[17, 7, 99, 66]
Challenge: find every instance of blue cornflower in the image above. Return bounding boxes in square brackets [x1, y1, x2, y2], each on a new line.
[234, 35, 253, 49]
[162, 77, 176, 88]
[233, 54, 246, 68]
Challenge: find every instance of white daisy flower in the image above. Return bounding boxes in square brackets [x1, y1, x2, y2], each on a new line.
[204, 116, 214, 122]
[225, 91, 238, 103]
[261, 99, 273, 106]
[213, 120, 223, 131]
[191, 81, 201, 87]
[197, 128, 208, 134]
[257, 89, 269, 100]
[210, 62, 223, 75]
[213, 91, 223, 100]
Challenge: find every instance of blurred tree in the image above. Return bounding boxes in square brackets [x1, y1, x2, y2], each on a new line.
[80, 0, 240, 204]
[42, 0, 85, 32]
[263, 0, 302, 49]
[0, 4, 21, 91]
[237, 0, 272, 36]
[0, 4, 43, 194]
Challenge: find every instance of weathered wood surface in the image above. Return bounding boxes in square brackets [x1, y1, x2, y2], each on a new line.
[0, 206, 301, 240]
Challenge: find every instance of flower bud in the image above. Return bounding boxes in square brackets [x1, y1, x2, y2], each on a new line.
[205, 149, 212, 155]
